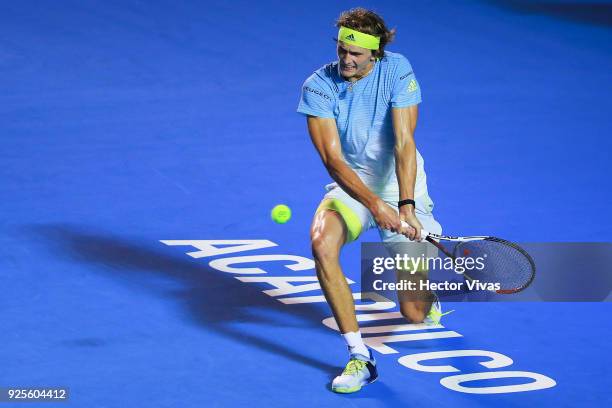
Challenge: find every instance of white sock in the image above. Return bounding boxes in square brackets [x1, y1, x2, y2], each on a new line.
[342, 331, 369, 358]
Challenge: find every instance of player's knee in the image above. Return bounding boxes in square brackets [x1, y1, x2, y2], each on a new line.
[311, 212, 344, 263]
[311, 234, 338, 265]
[400, 304, 427, 323]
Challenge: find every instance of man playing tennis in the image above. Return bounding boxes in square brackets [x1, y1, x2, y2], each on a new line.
[297, 8, 447, 393]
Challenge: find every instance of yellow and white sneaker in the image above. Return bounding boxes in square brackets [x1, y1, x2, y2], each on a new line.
[424, 298, 454, 325]
[331, 349, 378, 393]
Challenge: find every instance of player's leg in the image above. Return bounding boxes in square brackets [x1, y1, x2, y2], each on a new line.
[310, 206, 357, 333]
[311, 186, 378, 393]
[398, 283, 436, 323]
[385, 239, 436, 323]
[380, 192, 446, 324]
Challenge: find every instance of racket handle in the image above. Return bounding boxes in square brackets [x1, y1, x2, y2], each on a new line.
[400, 221, 430, 242]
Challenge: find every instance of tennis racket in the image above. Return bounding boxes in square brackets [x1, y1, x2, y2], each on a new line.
[400, 222, 536, 294]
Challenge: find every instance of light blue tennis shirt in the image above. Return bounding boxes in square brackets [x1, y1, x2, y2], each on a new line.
[297, 51, 428, 199]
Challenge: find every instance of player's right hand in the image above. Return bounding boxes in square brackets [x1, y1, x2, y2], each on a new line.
[370, 199, 402, 233]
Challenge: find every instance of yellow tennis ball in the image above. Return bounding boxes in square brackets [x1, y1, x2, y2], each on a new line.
[271, 204, 291, 224]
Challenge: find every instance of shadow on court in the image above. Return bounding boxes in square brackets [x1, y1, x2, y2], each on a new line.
[21, 224, 446, 404]
[24, 224, 340, 374]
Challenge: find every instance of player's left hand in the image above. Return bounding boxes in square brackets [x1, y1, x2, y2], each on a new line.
[400, 208, 423, 241]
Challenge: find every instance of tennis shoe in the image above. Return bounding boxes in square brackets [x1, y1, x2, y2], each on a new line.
[331, 348, 378, 393]
[424, 298, 454, 325]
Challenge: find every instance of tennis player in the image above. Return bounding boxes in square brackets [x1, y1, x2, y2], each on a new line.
[297, 8, 448, 393]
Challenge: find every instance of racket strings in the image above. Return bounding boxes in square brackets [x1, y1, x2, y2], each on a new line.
[453, 239, 535, 292]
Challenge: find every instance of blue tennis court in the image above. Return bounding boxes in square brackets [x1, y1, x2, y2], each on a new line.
[1, 0, 611, 406]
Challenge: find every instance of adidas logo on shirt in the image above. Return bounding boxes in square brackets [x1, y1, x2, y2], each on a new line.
[408, 79, 418, 93]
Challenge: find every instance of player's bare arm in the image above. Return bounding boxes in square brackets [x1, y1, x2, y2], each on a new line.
[307, 115, 401, 232]
[392, 105, 423, 241]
